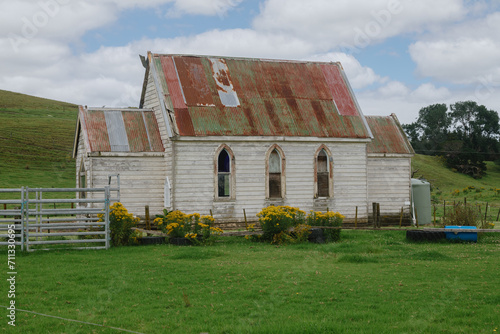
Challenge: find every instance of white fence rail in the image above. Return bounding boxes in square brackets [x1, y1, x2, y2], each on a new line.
[0, 186, 119, 251]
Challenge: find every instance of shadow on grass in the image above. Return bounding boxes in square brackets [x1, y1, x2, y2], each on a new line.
[337, 254, 379, 263]
[411, 250, 453, 261]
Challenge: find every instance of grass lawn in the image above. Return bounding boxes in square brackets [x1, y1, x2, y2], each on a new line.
[1, 230, 499, 333]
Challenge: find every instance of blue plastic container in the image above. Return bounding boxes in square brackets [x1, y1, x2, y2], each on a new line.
[445, 226, 477, 242]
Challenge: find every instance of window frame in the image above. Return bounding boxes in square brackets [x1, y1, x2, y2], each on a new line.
[266, 145, 286, 199]
[214, 144, 236, 200]
[314, 145, 333, 198]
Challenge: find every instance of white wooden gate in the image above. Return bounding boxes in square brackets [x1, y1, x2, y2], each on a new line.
[0, 186, 119, 251]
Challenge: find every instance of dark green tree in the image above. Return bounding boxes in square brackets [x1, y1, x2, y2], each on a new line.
[445, 101, 500, 177]
[403, 101, 500, 178]
[402, 103, 450, 155]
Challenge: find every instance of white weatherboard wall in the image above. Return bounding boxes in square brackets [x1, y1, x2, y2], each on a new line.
[367, 156, 412, 216]
[89, 155, 166, 216]
[171, 140, 369, 223]
[143, 67, 175, 207]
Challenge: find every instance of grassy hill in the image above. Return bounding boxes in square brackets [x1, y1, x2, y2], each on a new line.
[0, 89, 78, 189]
[412, 154, 500, 220]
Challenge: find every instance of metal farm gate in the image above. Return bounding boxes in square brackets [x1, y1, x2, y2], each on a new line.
[0, 185, 119, 251]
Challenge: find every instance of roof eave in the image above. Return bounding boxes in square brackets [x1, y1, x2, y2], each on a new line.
[390, 113, 415, 155]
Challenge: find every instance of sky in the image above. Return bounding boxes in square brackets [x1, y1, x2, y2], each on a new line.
[1, 0, 500, 125]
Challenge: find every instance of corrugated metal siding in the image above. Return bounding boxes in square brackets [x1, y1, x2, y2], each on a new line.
[80, 107, 164, 153]
[366, 116, 413, 154]
[153, 54, 371, 138]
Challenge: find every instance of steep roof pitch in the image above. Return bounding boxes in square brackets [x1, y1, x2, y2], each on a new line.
[73, 107, 164, 156]
[366, 114, 414, 155]
[147, 53, 372, 139]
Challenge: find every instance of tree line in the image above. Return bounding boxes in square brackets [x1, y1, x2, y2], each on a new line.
[403, 101, 500, 178]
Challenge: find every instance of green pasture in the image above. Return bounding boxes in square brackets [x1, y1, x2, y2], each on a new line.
[1, 231, 499, 333]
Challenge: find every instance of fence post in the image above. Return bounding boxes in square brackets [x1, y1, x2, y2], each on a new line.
[145, 205, 150, 230]
[433, 205, 436, 226]
[104, 186, 110, 249]
[443, 200, 446, 225]
[21, 187, 25, 252]
[399, 207, 403, 228]
[243, 209, 248, 230]
[25, 187, 30, 252]
[376, 203, 380, 228]
[355, 206, 358, 229]
[484, 202, 489, 224]
[372, 203, 377, 228]
[415, 208, 419, 228]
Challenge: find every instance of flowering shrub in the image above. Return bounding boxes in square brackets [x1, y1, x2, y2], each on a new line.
[257, 206, 306, 244]
[245, 223, 262, 242]
[155, 210, 222, 245]
[307, 211, 344, 242]
[292, 224, 312, 242]
[99, 202, 140, 247]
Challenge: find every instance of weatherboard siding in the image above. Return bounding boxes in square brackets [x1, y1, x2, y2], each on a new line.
[143, 69, 176, 211]
[171, 141, 369, 222]
[367, 156, 411, 216]
[143, 70, 168, 145]
[90, 156, 166, 215]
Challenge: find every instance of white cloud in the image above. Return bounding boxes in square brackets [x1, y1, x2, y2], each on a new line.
[411, 83, 451, 102]
[253, 0, 466, 51]
[134, 29, 315, 59]
[377, 81, 409, 97]
[409, 12, 500, 85]
[166, 0, 242, 17]
[1, 1, 117, 43]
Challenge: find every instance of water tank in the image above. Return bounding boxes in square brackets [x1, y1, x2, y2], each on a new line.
[411, 179, 431, 225]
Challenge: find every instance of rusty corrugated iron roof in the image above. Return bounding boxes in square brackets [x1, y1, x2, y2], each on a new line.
[150, 54, 372, 138]
[79, 106, 164, 153]
[366, 114, 414, 155]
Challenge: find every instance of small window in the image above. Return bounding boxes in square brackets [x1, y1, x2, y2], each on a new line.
[269, 149, 282, 198]
[218, 149, 231, 197]
[317, 149, 329, 197]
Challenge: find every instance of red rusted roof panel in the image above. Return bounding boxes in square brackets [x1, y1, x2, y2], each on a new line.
[122, 111, 152, 151]
[143, 112, 165, 151]
[155, 55, 370, 138]
[83, 109, 111, 152]
[320, 64, 359, 116]
[366, 116, 413, 154]
[174, 56, 214, 107]
[160, 56, 187, 110]
[175, 108, 196, 136]
[80, 108, 164, 153]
